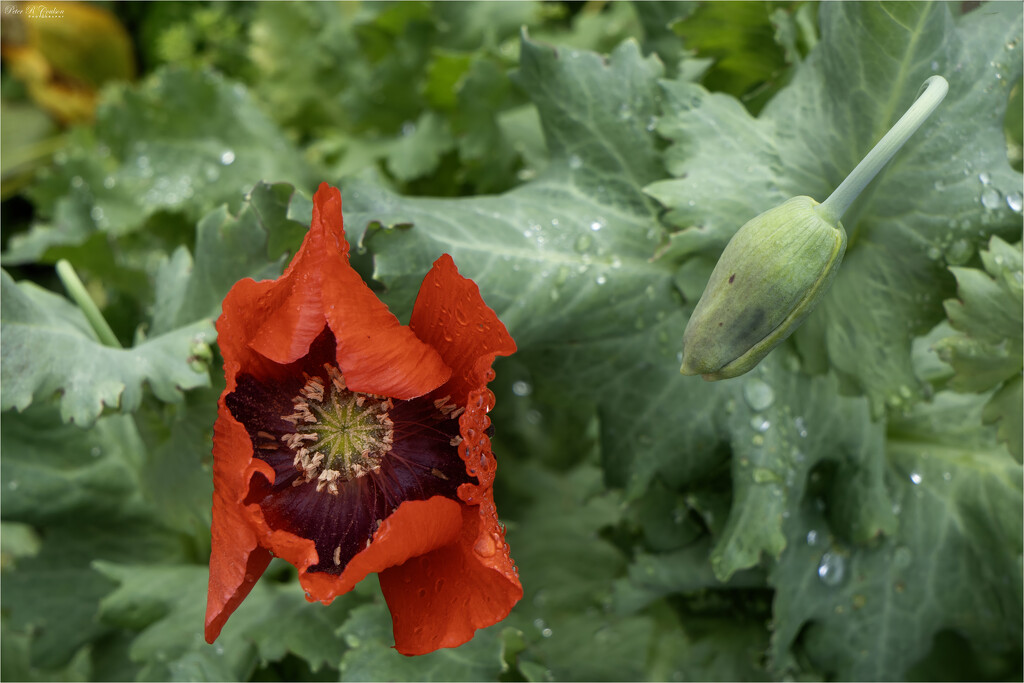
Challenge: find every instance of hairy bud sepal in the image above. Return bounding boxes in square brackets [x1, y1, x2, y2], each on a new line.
[680, 196, 846, 381]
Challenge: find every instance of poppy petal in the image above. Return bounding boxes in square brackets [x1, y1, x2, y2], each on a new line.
[410, 254, 516, 405]
[244, 184, 450, 398]
[379, 504, 522, 655]
[300, 496, 464, 602]
[204, 404, 274, 643]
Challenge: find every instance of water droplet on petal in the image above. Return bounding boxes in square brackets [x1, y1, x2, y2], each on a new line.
[742, 378, 775, 411]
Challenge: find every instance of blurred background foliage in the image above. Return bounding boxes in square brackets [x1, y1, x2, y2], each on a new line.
[1, 2, 1021, 682]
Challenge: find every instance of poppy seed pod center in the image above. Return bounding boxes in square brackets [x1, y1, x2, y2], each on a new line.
[279, 364, 395, 493]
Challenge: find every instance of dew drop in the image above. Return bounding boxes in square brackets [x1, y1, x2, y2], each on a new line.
[103, 176, 116, 189]
[1007, 192, 1023, 213]
[568, 154, 582, 169]
[90, 207, 105, 222]
[944, 238, 973, 265]
[793, 416, 808, 438]
[978, 171, 991, 185]
[742, 378, 775, 411]
[220, 150, 236, 165]
[926, 245, 942, 260]
[512, 381, 532, 397]
[942, 471, 952, 482]
[981, 187, 1001, 210]
[750, 416, 771, 432]
[589, 220, 603, 232]
[90, 446, 102, 457]
[595, 274, 607, 285]
[806, 530, 819, 546]
[817, 551, 845, 586]
[401, 121, 416, 136]
[909, 471, 922, 485]
[71, 175, 84, 188]
[8, 480, 19, 491]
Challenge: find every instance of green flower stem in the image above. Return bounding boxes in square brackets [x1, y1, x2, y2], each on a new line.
[55, 259, 122, 349]
[815, 75, 948, 226]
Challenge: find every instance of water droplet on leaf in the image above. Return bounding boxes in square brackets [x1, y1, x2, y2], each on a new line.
[981, 187, 1002, 210]
[742, 379, 775, 411]
[817, 551, 845, 586]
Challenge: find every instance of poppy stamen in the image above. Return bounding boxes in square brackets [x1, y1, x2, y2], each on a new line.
[280, 366, 395, 492]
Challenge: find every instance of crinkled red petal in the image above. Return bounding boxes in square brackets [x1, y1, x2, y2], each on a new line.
[204, 395, 275, 643]
[379, 502, 522, 655]
[225, 183, 450, 399]
[409, 254, 516, 406]
[300, 496, 464, 602]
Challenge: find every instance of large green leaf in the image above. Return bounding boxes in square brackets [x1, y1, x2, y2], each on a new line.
[1, 269, 212, 425]
[770, 392, 1023, 680]
[934, 236, 1023, 460]
[647, 2, 1024, 415]
[0, 408, 188, 671]
[94, 561, 358, 681]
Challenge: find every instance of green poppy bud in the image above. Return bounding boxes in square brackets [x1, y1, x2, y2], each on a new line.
[680, 75, 948, 381]
[680, 196, 845, 380]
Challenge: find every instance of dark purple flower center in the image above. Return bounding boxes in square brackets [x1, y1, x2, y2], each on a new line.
[225, 330, 472, 575]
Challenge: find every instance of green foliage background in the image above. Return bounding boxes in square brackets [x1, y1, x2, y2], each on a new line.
[1, 2, 1021, 681]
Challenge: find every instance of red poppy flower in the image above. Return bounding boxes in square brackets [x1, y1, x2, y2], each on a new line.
[204, 182, 521, 655]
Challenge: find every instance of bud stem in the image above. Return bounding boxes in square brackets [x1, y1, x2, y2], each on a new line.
[55, 259, 122, 348]
[815, 75, 948, 226]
